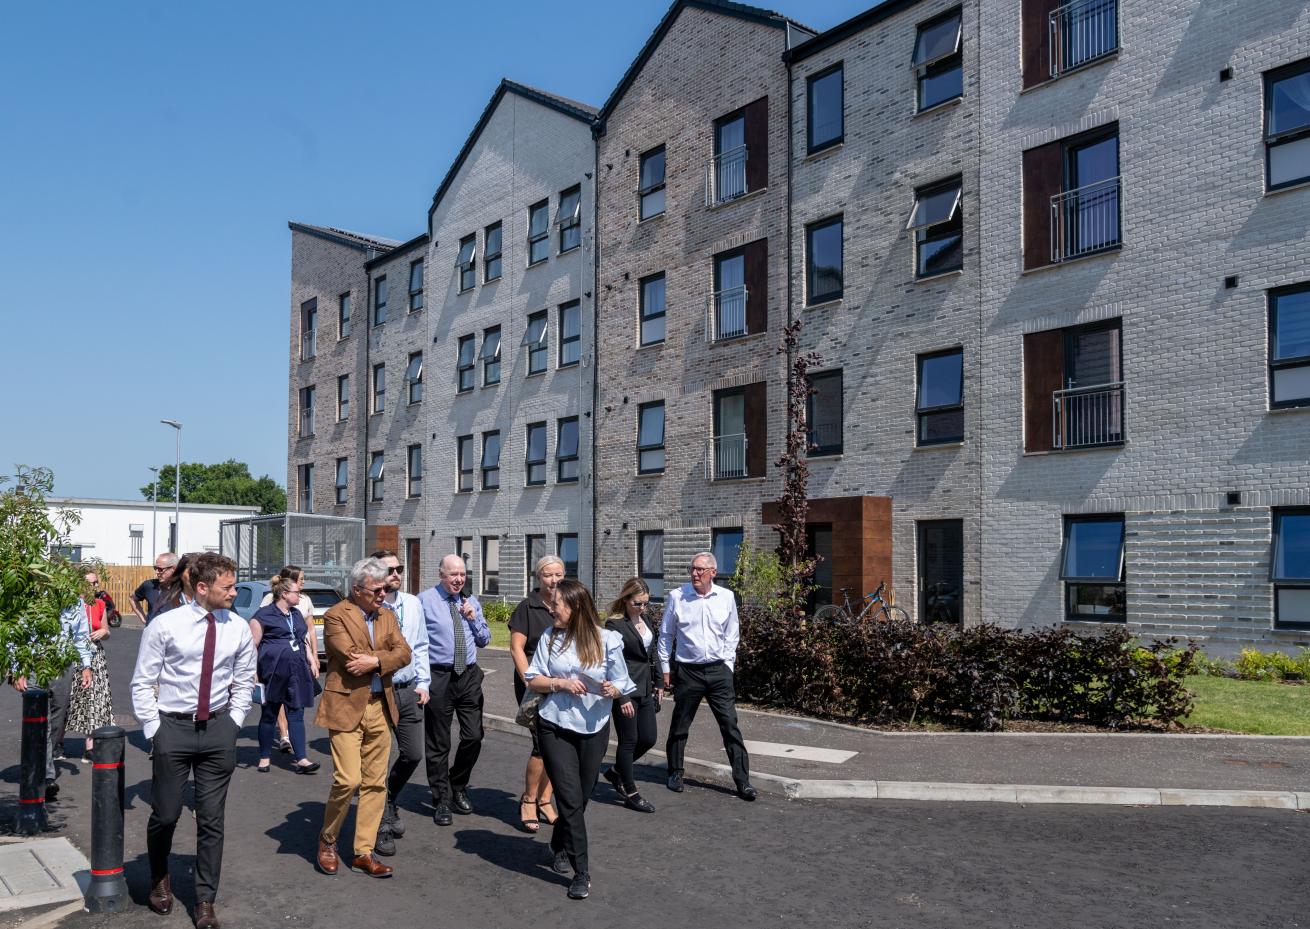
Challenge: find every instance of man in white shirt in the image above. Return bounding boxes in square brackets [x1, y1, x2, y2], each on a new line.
[131, 553, 256, 929]
[657, 551, 755, 801]
[373, 549, 428, 855]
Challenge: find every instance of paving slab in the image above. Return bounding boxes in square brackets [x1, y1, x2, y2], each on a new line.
[0, 838, 88, 913]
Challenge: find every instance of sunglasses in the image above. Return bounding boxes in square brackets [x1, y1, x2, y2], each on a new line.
[387, 565, 405, 575]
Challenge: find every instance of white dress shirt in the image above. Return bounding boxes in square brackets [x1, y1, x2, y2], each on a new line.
[385, 591, 430, 691]
[656, 582, 740, 673]
[131, 601, 257, 739]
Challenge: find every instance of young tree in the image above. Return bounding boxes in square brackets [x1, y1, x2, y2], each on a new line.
[771, 320, 822, 614]
[141, 459, 286, 514]
[0, 466, 83, 685]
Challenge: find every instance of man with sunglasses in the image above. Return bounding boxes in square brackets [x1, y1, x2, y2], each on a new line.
[131, 553, 178, 626]
[371, 550, 427, 856]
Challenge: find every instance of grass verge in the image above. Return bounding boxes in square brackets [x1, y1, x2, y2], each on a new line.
[1185, 675, 1310, 735]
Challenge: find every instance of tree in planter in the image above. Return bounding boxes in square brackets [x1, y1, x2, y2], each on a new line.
[771, 319, 822, 615]
[0, 466, 84, 686]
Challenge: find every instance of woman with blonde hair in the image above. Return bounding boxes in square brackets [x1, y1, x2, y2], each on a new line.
[524, 579, 635, 899]
[508, 554, 565, 831]
[249, 567, 320, 774]
[599, 578, 661, 812]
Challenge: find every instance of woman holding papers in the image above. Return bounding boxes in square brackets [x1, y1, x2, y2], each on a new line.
[524, 579, 636, 901]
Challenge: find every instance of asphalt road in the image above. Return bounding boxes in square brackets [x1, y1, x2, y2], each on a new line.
[5, 626, 1308, 929]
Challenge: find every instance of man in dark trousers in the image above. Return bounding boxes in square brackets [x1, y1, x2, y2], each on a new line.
[131, 552, 255, 929]
[131, 552, 178, 625]
[657, 551, 756, 801]
[416, 554, 491, 826]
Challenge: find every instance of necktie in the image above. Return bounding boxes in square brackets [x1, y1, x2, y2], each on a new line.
[449, 597, 467, 671]
[196, 612, 217, 721]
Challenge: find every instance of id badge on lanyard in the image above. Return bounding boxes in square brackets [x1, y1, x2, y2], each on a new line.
[288, 614, 300, 651]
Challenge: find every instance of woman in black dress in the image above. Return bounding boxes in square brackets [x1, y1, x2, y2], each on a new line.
[600, 578, 661, 812]
[249, 570, 320, 773]
[508, 554, 565, 831]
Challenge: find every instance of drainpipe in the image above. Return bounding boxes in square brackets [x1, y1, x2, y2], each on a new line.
[589, 122, 601, 591]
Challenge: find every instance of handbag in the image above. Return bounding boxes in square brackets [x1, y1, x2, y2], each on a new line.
[515, 690, 543, 729]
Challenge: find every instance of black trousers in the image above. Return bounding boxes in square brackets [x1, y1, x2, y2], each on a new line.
[665, 660, 750, 788]
[611, 695, 658, 794]
[147, 714, 239, 903]
[536, 718, 608, 878]
[44, 669, 73, 780]
[386, 684, 425, 805]
[423, 664, 484, 802]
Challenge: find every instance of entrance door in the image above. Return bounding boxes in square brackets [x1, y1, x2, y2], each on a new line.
[406, 538, 420, 595]
[806, 523, 834, 614]
[917, 520, 963, 624]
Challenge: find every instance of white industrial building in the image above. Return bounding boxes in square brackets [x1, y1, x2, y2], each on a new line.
[47, 497, 261, 565]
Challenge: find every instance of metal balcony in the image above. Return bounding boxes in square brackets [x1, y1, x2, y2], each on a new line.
[300, 331, 316, 361]
[1052, 381, 1124, 449]
[706, 286, 748, 342]
[1049, 0, 1118, 78]
[705, 145, 748, 206]
[299, 408, 314, 438]
[1051, 176, 1121, 263]
[707, 433, 748, 480]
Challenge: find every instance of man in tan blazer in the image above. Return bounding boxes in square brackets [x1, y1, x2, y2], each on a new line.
[315, 557, 411, 878]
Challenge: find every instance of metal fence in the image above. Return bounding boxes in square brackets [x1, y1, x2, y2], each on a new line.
[707, 434, 748, 480]
[705, 145, 748, 205]
[1051, 176, 1121, 262]
[1049, 0, 1118, 78]
[220, 512, 364, 594]
[706, 286, 748, 342]
[1053, 381, 1125, 449]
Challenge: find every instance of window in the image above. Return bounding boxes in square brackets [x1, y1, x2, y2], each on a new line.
[482, 537, 500, 596]
[372, 363, 385, 413]
[709, 240, 767, 342]
[558, 185, 581, 253]
[1025, 125, 1121, 268]
[640, 273, 666, 346]
[713, 111, 747, 202]
[1060, 515, 1126, 623]
[336, 374, 349, 421]
[918, 520, 964, 625]
[482, 326, 502, 386]
[523, 311, 548, 375]
[557, 417, 579, 483]
[637, 401, 665, 474]
[1024, 320, 1123, 451]
[1024, 0, 1118, 86]
[409, 258, 424, 310]
[457, 335, 476, 393]
[559, 301, 581, 367]
[806, 216, 843, 305]
[456, 235, 476, 292]
[639, 146, 666, 220]
[712, 528, 744, 580]
[300, 299, 317, 360]
[712, 383, 766, 479]
[456, 537, 474, 596]
[1270, 284, 1310, 408]
[557, 534, 578, 580]
[129, 528, 142, 566]
[484, 222, 503, 282]
[1272, 508, 1310, 630]
[526, 422, 547, 486]
[528, 200, 549, 265]
[639, 531, 664, 600]
[299, 463, 314, 513]
[407, 444, 422, 498]
[481, 431, 501, 489]
[913, 8, 963, 112]
[807, 63, 843, 153]
[368, 452, 384, 502]
[1266, 60, 1310, 191]
[299, 386, 315, 437]
[916, 349, 964, 445]
[807, 370, 843, 456]
[373, 276, 388, 326]
[456, 435, 474, 492]
[908, 177, 963, 277]
[334, 458, 348, 505]
[526, 535, 546, 591]
[338, 292, 351, 339]
[405, 351, 423, 405]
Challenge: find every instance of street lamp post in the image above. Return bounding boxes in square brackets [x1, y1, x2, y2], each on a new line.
[148, 466, 159, 559]
[161, 420, 181, 552]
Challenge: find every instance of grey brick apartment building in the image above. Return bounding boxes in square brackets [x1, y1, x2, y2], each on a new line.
[289, 0, 1310, 650]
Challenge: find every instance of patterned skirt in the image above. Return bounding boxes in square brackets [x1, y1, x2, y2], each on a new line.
[66, 644, 114, 734]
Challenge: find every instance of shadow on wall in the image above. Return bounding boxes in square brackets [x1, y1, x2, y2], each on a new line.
[1227, 186, 1310, 256]
[1232, 413, 1310, 467]
[994, 446, 1119, 506]
[1001, 61, 1112, 132]
[888, 440, 961, 502]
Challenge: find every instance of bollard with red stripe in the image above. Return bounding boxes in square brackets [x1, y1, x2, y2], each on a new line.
[85, 724, 128, 913]
[17, 689, 49, 835]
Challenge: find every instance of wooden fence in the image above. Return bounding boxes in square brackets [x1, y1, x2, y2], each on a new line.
[101, 565, 156, 613]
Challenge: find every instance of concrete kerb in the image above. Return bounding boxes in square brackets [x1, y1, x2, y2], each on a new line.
[484, 713, 1310, 811]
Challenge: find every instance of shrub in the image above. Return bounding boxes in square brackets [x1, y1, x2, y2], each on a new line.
[481, 599, 514, 626]
[1234, 647, 1310, 682]
[728, 544, 813, 613]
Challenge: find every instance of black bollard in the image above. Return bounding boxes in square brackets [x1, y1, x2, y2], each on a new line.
[86, 725, 128, 913]
[17, 689, 49, 835]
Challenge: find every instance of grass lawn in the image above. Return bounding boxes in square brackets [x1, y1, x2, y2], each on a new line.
[1185, 675, 1310, 735]
[487, 620, 511, 649]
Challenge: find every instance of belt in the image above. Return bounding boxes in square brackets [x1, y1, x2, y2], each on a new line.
[161, 706, 228, 721]
[394, 680, 412, 689]
[682, 659, 725, 669]
[430, 663, 477, 673]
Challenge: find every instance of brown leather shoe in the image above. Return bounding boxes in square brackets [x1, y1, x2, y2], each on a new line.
[315, 838, 338, 876]
[147, 874, 173, 915]
[349, 853, 394, 878]
[193, 901, 219, 929]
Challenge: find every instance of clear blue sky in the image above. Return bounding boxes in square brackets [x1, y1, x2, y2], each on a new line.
[0, 0, 871, 501]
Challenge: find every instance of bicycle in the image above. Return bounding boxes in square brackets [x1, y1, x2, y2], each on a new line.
[814, 581, 911, 624]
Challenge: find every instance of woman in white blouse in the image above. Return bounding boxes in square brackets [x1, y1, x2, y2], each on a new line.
[524, 579, 636, 900]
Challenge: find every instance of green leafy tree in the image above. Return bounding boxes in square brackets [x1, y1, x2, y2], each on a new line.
[0, 466, 86, 686]
[141, 459, 286, 515]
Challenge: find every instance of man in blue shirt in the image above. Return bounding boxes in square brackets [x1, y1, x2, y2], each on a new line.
[417, 554, 490, 826]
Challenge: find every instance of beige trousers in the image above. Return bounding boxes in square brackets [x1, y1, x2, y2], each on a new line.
[320, 698, 392, 857]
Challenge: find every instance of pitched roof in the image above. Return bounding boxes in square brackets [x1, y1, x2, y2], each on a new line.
[427, 79, 599, 222]
[364, 231, 431, 271]
[595, 0, 815, 130]
[287, 221, 403, 252]
[785, 0, 929, 64]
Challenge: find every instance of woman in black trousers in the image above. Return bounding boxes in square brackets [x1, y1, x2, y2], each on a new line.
[600, 578, 660, 813]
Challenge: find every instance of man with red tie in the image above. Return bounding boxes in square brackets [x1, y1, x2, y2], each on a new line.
[131, 553, 255, 929]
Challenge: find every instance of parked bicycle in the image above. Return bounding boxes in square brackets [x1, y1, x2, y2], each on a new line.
[814, 581, 911, 624]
